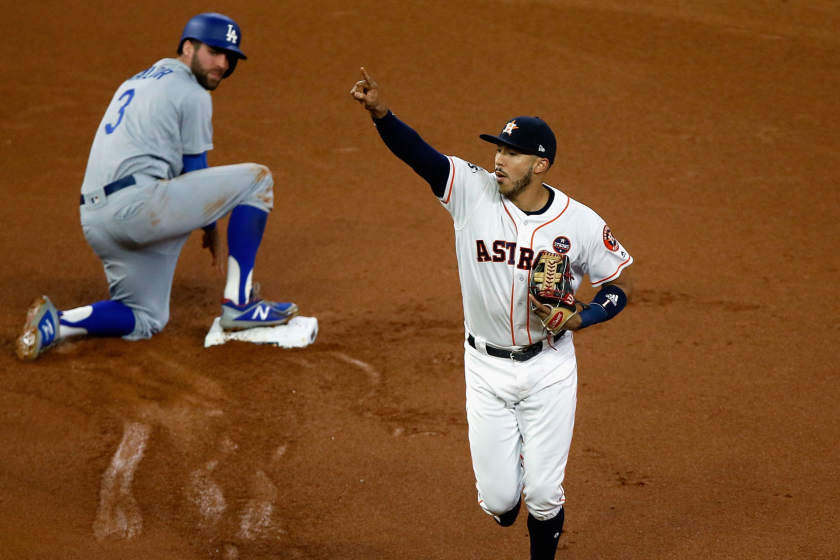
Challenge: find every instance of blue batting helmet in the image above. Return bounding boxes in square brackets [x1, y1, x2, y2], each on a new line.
[178, 13, 247, 78]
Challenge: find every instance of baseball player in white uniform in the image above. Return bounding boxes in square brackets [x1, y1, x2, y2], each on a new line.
[16, 13, 298, 361]
[352, 68, 634, 559]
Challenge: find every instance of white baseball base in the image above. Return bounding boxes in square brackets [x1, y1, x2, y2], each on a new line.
[204, 316, 319, 349]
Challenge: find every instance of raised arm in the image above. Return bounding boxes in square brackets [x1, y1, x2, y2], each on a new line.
[351, 67, 451, 197]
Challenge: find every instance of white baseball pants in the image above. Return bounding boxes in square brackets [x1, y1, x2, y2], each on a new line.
[464, 343, 577, 521]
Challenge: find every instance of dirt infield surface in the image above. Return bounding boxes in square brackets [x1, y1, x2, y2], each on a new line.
[1, 1, 838, 558]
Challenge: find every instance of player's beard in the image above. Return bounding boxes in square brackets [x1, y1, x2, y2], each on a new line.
[499, 165, 533, 198]
[190, 53, 224, 91]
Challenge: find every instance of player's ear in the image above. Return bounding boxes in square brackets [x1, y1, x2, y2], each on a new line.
[181, 39, 196, 58]
[534, 158, 550, 175]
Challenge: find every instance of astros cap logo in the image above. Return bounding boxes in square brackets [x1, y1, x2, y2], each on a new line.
[502, 120, 518, 136]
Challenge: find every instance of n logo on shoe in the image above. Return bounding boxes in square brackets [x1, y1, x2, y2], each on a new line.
[252, 305, 270, 321]
[39, 316, 55, 343]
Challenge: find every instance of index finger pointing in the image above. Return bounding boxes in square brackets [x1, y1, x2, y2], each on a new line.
[360, 66, 374, 86]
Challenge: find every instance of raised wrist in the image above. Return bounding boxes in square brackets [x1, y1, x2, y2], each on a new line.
[370, 104, 389, 119]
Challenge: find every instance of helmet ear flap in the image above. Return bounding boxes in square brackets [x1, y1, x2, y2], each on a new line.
[223, 56, 239, 79]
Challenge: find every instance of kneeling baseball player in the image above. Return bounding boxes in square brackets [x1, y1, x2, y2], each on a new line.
[16, 13, 298, 361]
[352, 68, 634, 559]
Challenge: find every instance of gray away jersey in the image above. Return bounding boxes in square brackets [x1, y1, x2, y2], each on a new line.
[81, 58, 213, 195]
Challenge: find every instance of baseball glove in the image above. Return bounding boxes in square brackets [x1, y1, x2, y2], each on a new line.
[530, 251, 576, 335]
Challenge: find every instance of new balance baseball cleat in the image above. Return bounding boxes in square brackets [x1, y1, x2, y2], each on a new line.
[220, 298, 298, 331]
[16, 296, 60, 361]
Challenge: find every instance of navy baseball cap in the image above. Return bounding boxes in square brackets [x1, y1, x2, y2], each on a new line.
[480, 116, 557, 165]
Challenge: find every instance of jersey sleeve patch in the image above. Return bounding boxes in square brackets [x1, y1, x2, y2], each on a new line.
[602, 225, 620, 252]
[586, 217, 632, 287]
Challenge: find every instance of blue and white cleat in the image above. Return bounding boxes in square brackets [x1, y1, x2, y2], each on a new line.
[220, 298, 299, 331]
[16, 295, 60, 361]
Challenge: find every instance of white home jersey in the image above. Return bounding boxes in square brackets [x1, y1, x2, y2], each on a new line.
[440, 156, 632, 355]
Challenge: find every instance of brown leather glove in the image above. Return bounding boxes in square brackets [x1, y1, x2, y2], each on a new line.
[530, 251, 576, 335]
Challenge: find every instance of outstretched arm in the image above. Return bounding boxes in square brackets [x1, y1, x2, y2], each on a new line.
[351, 67, 451, 197]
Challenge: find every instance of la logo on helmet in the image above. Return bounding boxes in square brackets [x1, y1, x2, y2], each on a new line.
[226, 24, 239, 44]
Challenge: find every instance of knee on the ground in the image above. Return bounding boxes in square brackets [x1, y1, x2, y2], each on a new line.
[123, 307, 168, 341]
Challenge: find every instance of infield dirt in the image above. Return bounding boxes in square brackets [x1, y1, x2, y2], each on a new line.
[1, 1, 838, 558]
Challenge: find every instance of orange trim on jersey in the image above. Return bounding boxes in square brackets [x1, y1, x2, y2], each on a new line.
[525, 194, 571, 344]
[526, 266, 533, 345]
[592, 255, 632, 286]
[501, 200, 518, 233]
[509, 279, 517, 346]
[501, 200, 519, 345]
[443, 157, 456, 204]
[529, 194, 570, 248]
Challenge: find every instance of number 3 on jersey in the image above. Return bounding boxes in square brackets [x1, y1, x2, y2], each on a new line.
[105, 89, 135, 134]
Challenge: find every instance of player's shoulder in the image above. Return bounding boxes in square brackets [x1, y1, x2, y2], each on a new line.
[447, 156, 498, 202]
[127, 58, 208, 99]
[567, 196, 602, 221]
[546, 186, 601, 221]
[449, 156, 493, 181]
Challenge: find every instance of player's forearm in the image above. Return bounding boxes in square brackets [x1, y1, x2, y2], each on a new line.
[576, 274, 632, 329]
[606, 275, 633, 303]
[372, 110, 451, 197]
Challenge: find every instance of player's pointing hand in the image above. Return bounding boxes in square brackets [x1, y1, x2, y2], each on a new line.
[351, 67, 389, 119]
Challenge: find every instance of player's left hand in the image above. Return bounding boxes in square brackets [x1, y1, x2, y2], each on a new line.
[529, 294, 582, 332]
[202, 227, 226, 278]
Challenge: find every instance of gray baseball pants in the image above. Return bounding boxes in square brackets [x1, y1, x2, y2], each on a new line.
[80, 163, 274, 340]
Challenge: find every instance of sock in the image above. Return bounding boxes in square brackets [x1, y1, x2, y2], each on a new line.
[224, 204, 268, 305]
[59, 300, 136, 338]
[494, 497, 521, 527]
[527, 509, 565, 560]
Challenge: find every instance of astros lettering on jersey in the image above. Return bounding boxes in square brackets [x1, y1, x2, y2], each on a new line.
[440, 156, 632, 353]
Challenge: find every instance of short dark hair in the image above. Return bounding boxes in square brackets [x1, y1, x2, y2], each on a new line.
[177, 38, 202, 55]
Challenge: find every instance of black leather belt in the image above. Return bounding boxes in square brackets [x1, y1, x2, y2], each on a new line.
[80, 175, 137, 205]
[467, 332, 564, 362]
